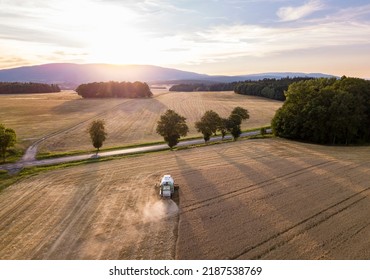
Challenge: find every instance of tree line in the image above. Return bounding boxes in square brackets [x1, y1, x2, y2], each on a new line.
[0, 82, 60, 94]
[76, 81, 153, 98]
[168, 78, 313, 101]
[88, 107, 250, 153]
[272, 76, 370, 145]
[169, 83, 236, 92]
[234, 77, 313, 101]
[156, 107, 250, 148]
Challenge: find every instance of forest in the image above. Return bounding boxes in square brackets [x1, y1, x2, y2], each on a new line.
[272, 76, 370, 145]
[169, 83, 236, 92]
[76, 81, 153, 98]
[0, 82, 60, 94]
[169, 78, 313, 101]
[234, 77, 313, 101]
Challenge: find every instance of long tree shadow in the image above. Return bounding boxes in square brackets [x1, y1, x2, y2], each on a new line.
[174, 153, 264, 259]
[220, 142, 370, 259]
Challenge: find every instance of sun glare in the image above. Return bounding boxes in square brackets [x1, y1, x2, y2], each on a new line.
[87, 27, 149, 65]
[58, 0, 153, 65]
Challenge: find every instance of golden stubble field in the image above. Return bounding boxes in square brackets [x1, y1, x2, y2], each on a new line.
[0, 91, 128, 149]
[0, 138, 369, 259]
[0, 90, 282, 153]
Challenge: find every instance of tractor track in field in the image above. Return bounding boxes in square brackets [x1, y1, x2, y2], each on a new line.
[0, 169, 178, 259]
[231, 186, 370, 260]
[40, 182, 104, 259]
[318, 219, 370, 260]
[20, 99, 132, 163]
[5, 149, 354, 258]
[0, 180, 52, 232]
[179, 160, 335, 214]
[11, 152, 322, 242]
[174, 143, 370, 260]
[189, 158, 367, 214]
[38, 172, 132, 259]
[0, 191, 59, 256]
[172, 159, 367, 260]
[1, 139, 370, 260]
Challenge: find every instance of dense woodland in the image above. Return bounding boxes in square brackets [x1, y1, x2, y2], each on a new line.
[0, 82, 60, 94]
[169, 78, 313, 101]
[169, 83, 236, 92]
[272, 76, 370, 145]
[234, 77, 313, 101]
[76, 81, 153, 98]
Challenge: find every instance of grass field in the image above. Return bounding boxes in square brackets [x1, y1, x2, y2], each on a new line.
[0, 138, 369, 259]
[0, 90, 282, 155]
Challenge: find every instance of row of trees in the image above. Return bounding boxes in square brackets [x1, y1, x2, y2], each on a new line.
[156, 107, 249, 148]
[234, 78, 313, 101]
[169, 83, 236, 92]
[272, 76, 370, 145]
[76, 81, 153, 98]
[0, 82, 60, 94]
[195, 108, 249, 142]
[0, 123, 16, 162]
[1, 107, 249, 161]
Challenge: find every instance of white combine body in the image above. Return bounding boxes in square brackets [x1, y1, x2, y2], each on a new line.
[159, 175, 175, 198]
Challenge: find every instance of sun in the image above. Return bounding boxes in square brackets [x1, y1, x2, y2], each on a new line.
[62, 0, 154, 65]
[86, 27, 151, 65]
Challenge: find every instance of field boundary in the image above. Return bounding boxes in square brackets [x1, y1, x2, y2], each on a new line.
[0, 127, 272, 172]
[0, 130, 273, 192]
[35, 126, 272, 160]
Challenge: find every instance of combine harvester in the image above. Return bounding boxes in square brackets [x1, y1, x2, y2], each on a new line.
[159, 175, 178, 198]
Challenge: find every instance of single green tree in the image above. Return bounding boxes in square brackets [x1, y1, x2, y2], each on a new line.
[231, 107, 250, 121]
[88, 120, 107, 154]
[225, 117, 242, 141]
[195, 110, 222, 142]
[195, 120, 212, 143]
[225, 107, 250, 141]
[218, 118, 228, 139]
[228, 113, 243, 126]
[201, 110, 222, 136]
[229, 125, 242, 141]
[156, 110, 189, 148]
[0, 124, 16, 162]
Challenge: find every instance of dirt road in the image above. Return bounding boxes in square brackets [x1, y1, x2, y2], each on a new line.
[0, 130, 262, 172]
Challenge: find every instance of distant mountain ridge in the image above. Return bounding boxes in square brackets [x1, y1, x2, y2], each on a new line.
[0, 63, 336, 89]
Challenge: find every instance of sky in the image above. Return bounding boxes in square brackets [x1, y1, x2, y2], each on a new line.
[0, 0, 370, 78]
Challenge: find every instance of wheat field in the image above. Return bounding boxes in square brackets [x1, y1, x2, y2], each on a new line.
[38, 91, 282, 153]
[0, 90, 281, 153]
[0, 139, 369, 259]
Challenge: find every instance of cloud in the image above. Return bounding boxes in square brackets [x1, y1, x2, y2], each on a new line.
[98, 0, 195, 15]
[327, 3, 370, 22]
[172, 10, 370, 66]
[0, 56, 28, 68]
[0, 24, 84, 48]
[0, 0, 370, 77]
[277, 0, 325, 21]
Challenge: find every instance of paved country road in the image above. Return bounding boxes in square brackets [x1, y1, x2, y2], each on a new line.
[0, 129, 267, 173]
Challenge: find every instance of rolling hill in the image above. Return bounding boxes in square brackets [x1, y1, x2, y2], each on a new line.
[0, 63, 335, 89]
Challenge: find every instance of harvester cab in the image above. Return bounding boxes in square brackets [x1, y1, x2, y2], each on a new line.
[159, 175, 175, 198]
